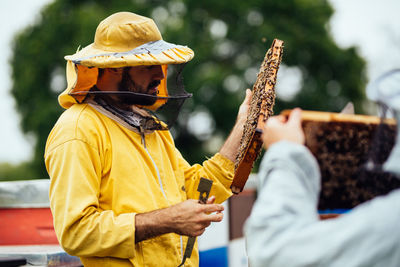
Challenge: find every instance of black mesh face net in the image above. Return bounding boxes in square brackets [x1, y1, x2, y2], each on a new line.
[148, 63, 192, 130]
[367, 68, 400, 116]
[360, 69, 400, 175]
[362, 106, 396, 172]
[72, 63, 192, 130]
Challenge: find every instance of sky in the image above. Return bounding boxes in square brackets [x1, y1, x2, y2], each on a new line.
[0, 0, 399, 164]
[0, 0, 52, 164]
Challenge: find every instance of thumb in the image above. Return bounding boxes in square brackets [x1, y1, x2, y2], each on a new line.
[244, 89, 252, 104]
[287, 108, 302, 127]
[206, 195, 216, 204]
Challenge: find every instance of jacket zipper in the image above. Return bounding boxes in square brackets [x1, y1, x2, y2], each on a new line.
[140, 130, 185, 262]
[140, 131, 168, 201]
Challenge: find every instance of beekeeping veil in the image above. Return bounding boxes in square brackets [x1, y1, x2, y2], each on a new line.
[367, 69, 400, 175]
[59, 12, 194, 130]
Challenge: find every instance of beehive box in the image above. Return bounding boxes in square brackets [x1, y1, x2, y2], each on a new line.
[283, 110, 400, 210]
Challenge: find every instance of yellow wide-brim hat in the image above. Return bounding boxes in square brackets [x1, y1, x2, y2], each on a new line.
[59, 12, 194, 109]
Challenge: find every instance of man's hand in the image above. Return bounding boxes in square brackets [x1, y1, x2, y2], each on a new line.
[219, 89, 252, 162]
[262, 108, 305, 149]
[237, 89, 252, 124]
[168, 196, 223, 236]
[135, 196, 224, 242]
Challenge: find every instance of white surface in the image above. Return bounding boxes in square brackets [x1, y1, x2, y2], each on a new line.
[198, 201, 229, 251]
[0, 179, 50, 207]
[0, 245, 81, 266]
[0, 245, 63, 254]
[228, 238, 248, 267]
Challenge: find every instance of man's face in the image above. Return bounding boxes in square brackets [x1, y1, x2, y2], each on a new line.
[118, 65, 165, 106]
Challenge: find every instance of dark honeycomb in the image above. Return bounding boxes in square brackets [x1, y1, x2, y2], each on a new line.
[303, 120, 400, 209]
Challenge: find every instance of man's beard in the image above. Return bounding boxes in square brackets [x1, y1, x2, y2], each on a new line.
[117, 70, 159, 106]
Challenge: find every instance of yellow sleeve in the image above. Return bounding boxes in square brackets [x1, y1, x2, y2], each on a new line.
[178, 150, 234, 204]
[45, 139, 136, 258]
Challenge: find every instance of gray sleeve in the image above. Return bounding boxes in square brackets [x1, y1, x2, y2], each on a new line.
[244, 141, 400, 267]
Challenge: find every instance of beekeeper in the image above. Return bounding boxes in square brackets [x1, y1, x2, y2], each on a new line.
[245, 70, 400, 267]
[45, 11, 251, 267]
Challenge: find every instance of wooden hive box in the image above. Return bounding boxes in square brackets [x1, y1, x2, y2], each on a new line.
[282, 110, 400, 210]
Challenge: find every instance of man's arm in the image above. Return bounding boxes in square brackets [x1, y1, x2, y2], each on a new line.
[46, 139, 137, 258]
[171, 89, 251, 204]
[135, 196, 223, 243]
[219, 89, 252, 162]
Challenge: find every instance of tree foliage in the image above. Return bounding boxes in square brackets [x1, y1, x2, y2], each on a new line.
[10, 0, 366, 178]
[0, 162, 37, 181]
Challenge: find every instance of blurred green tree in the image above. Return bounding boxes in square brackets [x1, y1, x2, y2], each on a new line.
[10, 0, 365, 178]
[0, 162, 35, 181]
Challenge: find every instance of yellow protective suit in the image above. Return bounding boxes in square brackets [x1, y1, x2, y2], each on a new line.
[45, 102, 234, 266]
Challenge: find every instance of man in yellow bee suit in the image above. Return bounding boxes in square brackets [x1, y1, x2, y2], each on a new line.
[45, 11, 251, 266]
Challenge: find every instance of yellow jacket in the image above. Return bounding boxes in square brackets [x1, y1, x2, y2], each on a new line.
[45, 103, 234, 266]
